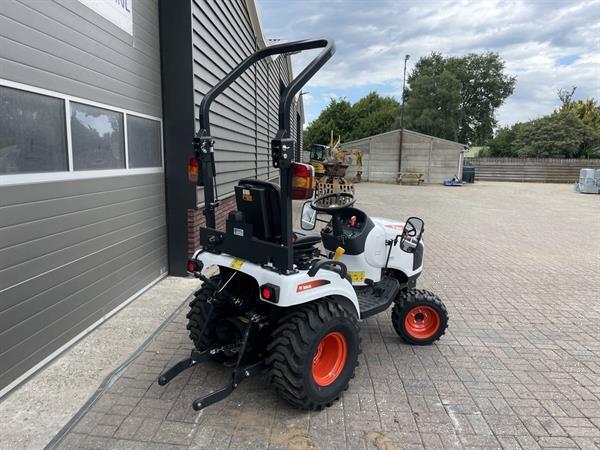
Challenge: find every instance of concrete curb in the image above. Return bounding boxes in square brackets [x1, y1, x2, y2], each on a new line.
[45, 292, 194, 450]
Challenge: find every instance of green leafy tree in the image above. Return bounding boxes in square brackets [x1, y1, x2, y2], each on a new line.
[516, 112, 597, 158]
[486, 124, 522, 157]
[486, 88, 600, 159]
[350, 92, 400, 141]
[486, 111, 599, 158]
[303, 93, 400, 149]
[404, 70, 462, 141]
[557, 88, 600, 137]
[452, 53, 516, 144]
[406, 52, 516, 144]
[303, 98, 354, 150]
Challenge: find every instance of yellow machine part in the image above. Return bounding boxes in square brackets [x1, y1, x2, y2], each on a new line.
[310, 160, 326, 177]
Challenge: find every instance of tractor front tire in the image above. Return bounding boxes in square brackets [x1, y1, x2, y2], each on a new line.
[392, 289, 448, 345]
[267, 300, 360, 410]
[186, 276, 229, 362]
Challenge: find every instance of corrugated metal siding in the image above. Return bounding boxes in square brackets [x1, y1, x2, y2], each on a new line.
[0, 174, 167, 391]
[0, 0, 162, 117]
[256, 58, 271, 180]
[0, 1, 165, 392]
[192, 0, 301, 202]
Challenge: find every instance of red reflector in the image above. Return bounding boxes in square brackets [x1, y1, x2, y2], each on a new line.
[187, 261, 197, 272]
[188, 156, 199, 184]
[293, 162, 312, 177]
[262, 288, 272, 299]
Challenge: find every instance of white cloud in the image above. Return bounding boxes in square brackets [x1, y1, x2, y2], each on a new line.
[257, 0, 600, 127]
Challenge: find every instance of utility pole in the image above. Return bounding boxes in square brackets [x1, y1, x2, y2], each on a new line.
[396, 54, 410, 183]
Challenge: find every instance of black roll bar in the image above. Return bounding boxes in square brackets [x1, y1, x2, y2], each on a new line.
[198, 38, 335, 136]
[194, 38, 335, 273]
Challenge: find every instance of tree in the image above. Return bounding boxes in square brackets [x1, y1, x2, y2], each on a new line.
[452, 53, 516, 144]
[486, 124, 522, 157]
[486, 88, 600, 159]
[486, 111, 599, 159]
[350, 92, 400, 141]
[557, 88, 600, 137]
[303, 98, 354, 150]
[303, 93, 400, 149]
[515, 112, 598, 158]
[406, 52, 516, 144]
[404, 70, 462, 141]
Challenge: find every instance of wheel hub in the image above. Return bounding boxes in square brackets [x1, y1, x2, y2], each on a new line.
[312, 332, 347, 386]
[404, 306, 440, 340]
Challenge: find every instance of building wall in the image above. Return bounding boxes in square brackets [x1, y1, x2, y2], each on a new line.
[0, 0, 166, 394]
[0, 0, 162, 117]
[192, 0, 302, 203]
[343, 130, 464, 183]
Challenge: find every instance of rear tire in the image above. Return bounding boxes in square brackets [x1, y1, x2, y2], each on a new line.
[186, 276, 230, 362]
[266, 300, 360, 410]
[392, 289, 448, 345]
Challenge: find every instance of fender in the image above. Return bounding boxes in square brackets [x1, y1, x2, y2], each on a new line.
[192, 250, 360, 317]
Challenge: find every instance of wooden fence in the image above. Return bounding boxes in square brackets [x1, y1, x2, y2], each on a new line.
[466, 158, 600, 183]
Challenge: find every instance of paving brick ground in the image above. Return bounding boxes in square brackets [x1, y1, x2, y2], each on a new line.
[56, 182, 600, 449]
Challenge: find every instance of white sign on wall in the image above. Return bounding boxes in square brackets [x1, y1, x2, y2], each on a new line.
[78, 0, 133, 35]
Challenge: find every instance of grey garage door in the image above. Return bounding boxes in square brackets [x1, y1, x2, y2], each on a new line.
[0, 0, 167, 395]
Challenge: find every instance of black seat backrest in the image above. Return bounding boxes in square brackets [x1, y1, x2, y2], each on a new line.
[235, 179, 281, 243]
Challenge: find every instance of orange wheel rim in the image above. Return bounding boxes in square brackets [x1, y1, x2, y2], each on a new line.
[312, 332, 348, 386]
[404, 306, 440, 339]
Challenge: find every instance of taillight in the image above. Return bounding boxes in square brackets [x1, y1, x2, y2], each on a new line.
[291, 162, 315, 200]
[260, 284, 279, 303]
[188, 156, 199, 184]
[187, 260, 199, 273]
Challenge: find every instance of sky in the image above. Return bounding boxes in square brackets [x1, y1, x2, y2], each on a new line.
[256, 0, 600, 129]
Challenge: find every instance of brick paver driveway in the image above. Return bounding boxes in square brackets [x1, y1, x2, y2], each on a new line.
[57, 182, 600, 449]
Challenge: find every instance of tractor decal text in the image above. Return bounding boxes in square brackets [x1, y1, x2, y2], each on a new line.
[296, 280, 330, 292]
[384, 224, 404, 231]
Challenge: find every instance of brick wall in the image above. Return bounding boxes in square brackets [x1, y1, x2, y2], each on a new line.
[187, 195, 237, 257]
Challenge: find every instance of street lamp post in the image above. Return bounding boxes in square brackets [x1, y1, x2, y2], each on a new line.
[397, 54, 410, 183]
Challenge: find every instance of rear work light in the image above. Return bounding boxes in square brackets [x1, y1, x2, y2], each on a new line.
[291, 162, 315, 200]
[188, 156, 199, 184]
[260, 284, 279, 303]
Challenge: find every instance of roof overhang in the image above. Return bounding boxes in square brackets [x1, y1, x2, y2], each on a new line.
[246, 0, 268, 50]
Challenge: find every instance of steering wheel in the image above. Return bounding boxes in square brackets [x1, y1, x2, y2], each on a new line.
[310, 192, 356, 213]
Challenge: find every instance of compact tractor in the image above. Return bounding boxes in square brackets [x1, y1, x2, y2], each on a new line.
[159, 38, 448, 411]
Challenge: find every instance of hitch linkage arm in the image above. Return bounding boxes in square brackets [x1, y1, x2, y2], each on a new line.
[157, 307, 265, 411]
[191, 321, 263, 411]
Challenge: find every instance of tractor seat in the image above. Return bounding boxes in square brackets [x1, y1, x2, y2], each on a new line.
[234, 178, 321, 248]
[293, 229, 321, 247]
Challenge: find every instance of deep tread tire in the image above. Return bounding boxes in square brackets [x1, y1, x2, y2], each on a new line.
[266, 300, 361, 410]
[186, 276, 229, 361]
[392, 289, 448, 345]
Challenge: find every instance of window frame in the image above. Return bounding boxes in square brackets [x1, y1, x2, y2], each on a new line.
[0, 78, 163, 187]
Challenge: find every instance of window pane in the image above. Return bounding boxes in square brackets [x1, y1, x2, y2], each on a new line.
[127, 115, 162, 168]
[0, 86, 67, 175]
[71, 102, 125, 170]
